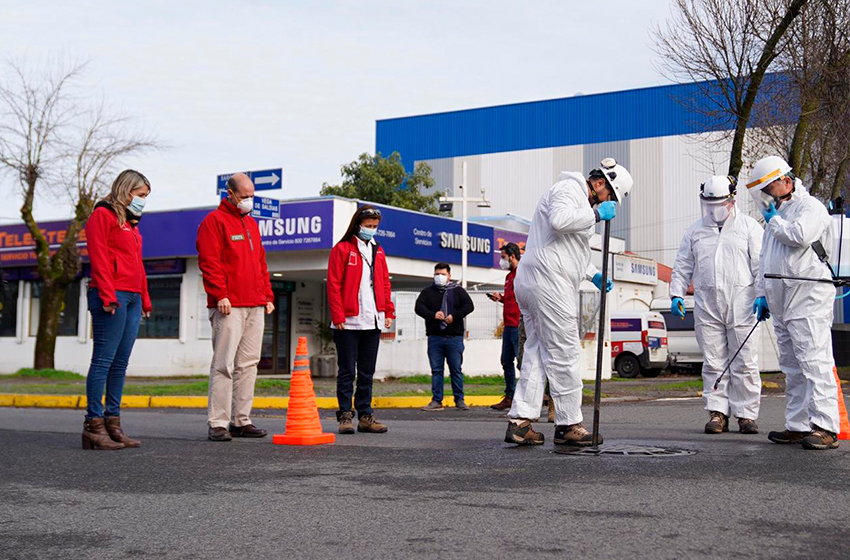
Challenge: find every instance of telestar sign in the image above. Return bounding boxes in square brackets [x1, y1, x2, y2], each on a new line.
[217, 168, 283, 193]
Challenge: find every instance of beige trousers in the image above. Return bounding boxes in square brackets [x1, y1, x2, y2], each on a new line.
[207, 306, 265, 428]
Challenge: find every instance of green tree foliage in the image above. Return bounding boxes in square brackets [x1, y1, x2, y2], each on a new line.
[320, 152, 441, 214]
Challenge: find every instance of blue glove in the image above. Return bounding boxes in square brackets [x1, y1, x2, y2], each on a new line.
[671, 297, 686, 319]
[753, 297, 770, 321]
[762, 203, 778, 223]
[596, 201, 617, 222]
[592, 273, 613, 293]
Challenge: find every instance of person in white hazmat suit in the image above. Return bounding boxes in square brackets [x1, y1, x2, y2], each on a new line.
[748, 156, 841, 450]
[505, 158, 632, 447]
[670, 176, 764, 435]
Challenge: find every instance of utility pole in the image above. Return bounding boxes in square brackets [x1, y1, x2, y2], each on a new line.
[439, 161, 490, 288]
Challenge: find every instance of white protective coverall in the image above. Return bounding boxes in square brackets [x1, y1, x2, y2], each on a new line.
[670, 208, 764, 419]
[760, 182, 839, 433]
[508, 172, 598, 426]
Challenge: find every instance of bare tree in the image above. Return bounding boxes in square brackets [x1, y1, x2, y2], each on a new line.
[652, 0, 809, 178]
[0, 59, 158, 369]
[752, 0, 850, 200]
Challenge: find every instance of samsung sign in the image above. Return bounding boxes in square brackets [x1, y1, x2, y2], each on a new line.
[439, 232, 491, 254]
[365, 203, 498, 268]
[612, 253, 658, 286]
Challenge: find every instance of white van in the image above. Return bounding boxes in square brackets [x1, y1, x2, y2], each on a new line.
[610, 311, 669, 378]
[650, 297, 703, 369]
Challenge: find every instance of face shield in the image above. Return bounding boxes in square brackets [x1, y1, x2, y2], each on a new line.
[701, 198, 735, 225]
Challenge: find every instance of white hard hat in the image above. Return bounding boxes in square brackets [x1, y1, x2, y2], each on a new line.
[700, 175, 737, 204]
[747, 156, 792, 192]
[597, 157, 633, 202]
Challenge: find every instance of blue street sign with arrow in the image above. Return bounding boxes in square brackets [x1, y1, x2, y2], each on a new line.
[216, 168, 283, 194]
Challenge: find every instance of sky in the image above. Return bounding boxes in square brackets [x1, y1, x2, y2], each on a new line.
[0, 0, 674, 223]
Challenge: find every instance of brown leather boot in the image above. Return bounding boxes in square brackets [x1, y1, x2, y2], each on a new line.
[547, 404, 556, 423]
[490, 396, 512, 411]
[82, 418, 125, 450]
[104, 416, 141, 448]
[357, 414, 388, 433]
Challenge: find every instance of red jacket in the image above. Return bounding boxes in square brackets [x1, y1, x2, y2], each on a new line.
[327, 237, 395, 325]
[503, 269, 520, 327]
[196, 200, 273, 308]
[86, 204, 151, 312]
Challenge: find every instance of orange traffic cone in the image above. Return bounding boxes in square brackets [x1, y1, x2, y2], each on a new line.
[834, 367, 850, 441]
[273, 337, 335, 446]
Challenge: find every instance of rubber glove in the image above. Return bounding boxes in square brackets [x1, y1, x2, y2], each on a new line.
[671, 297, 686, 319]
[753, 296, 770, 321]
[762, 203, 778, 223]
[592, 273, 613, 293]
[596, 201, 617, 222]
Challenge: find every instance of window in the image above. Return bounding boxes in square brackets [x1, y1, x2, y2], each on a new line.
[0, 280, 19, 337]
[29, 280, 81, 337]
[660, 311, 695, 332]
[137, 277, 181, 339]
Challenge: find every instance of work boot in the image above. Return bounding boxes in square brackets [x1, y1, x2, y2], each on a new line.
[801, 426, 839, 450]
[490, 396, 512, 411]
[337, 411, 355, 435]
[553, 423, 600, 447]
[358, 414, 388, 433]
[228, 424, 268, 438]
[82, 418, 125, 450]
[704, 412, 729, 434]
[422, 400, 444, 411]
[208, 426, 232, 442]
[455, 399, 470, 411]
[767, 429, 809, 444]
[104, 416, 141, 448]
[504, 420, 544, 445]
[737, 418, 759, 434]
[547, 404, 556, 423]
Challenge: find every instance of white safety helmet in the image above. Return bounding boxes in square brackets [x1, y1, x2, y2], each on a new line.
[700, 175, 737, 225]
[747, 156, 793, 210]
[596, 157, 633, 202]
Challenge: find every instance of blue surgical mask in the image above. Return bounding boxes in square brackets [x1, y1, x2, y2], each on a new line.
[358, 226, 377, 241]
[128, 196, 146, 216]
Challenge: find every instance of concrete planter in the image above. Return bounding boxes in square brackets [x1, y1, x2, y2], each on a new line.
[310, 354, 338, 378]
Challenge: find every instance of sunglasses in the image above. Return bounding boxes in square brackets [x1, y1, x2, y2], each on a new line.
[360, 208, 382, 218]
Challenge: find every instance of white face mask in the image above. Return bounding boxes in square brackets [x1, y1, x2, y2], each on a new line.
[709, 204, 731, 224]
[237, 196, 254, 215]
[499, 258, 510, 270]
[434, 274, 448, 287]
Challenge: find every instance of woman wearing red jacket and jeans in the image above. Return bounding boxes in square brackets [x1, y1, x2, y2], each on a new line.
[327, 206, 395, 435]
[82, 170, 152, 450]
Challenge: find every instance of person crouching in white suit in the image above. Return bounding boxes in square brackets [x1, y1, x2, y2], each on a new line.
[504, 158, 633, 447]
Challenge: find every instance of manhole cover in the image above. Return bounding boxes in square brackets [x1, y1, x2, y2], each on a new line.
[553, 444, 696, 457]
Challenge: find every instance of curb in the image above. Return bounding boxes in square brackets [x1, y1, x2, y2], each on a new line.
[0, 393, 504, 410]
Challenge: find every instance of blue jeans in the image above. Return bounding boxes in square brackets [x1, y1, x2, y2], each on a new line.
[427, 335, 465, 403]
[501, 326, 519, 399]
[85, 289, 142, 419]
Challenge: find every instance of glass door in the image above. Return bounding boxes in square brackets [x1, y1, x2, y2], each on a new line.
[259, 291, 291, 375]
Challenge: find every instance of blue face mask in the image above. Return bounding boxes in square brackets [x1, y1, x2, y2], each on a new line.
[358, 226, 377, 241]
[127, 195, 146, 217]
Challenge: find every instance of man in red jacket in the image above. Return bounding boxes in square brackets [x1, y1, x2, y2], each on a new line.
[489, 243, 522, 411]
[197, 173, 274, 442]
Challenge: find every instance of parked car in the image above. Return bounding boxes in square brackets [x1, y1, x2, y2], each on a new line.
[650, 297, 702, 371]
[610, 311, 669, 378]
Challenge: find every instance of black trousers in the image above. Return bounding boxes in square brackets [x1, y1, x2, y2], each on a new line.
[333, 329, 381, 419]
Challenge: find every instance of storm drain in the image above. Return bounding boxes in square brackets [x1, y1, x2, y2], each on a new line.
[553, 444, 696, 457]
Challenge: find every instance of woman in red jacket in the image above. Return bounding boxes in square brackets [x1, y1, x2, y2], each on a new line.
[327, 205, 395, 435]
[81, 170, 152, 450]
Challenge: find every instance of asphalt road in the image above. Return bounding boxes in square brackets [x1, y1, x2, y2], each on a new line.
[1, 397, 848, 560]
